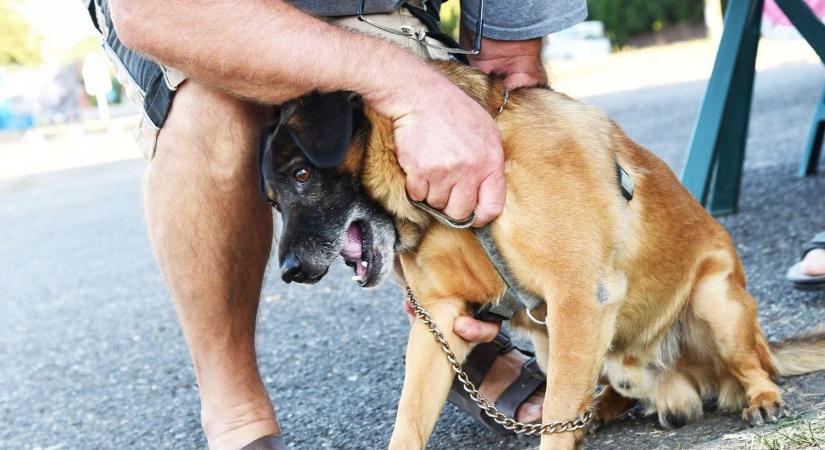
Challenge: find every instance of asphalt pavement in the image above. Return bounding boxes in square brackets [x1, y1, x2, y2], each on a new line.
[1, 62, 824, 450]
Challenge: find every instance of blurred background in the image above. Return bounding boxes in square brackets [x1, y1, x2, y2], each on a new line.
[0, 0, 143, 179]
[0, 0, 820, 180]
[1, 1, 824, 449]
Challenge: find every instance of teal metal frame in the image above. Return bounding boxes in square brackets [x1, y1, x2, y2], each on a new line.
[681, 0, 825, 215]
[801, 84, 825, 176]
[777, 0, 825, 176]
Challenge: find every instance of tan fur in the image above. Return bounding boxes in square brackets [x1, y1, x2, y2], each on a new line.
[771, 325, 825, 376]
[345, 61, 825, 449]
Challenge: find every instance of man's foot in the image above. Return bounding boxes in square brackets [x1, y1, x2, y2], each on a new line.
[446, 330, 545, 434]
[477, 346, 544, 423]
[201, 396, 280, 450]
[787, 232, 825, 290]
[239, 434, 287, 450]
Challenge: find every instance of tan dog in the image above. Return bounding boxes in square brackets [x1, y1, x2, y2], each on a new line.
[261, 61, 825, 449]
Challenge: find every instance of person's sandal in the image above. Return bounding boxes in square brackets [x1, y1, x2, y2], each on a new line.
[447, 330, 545, 435]
[786, 231, 825, 290]
[240, 434, 286, 450]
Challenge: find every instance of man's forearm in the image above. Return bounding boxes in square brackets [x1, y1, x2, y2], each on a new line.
[110, 0, 440, 107]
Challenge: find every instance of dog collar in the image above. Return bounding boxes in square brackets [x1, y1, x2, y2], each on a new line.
[497, 89, 509, 116]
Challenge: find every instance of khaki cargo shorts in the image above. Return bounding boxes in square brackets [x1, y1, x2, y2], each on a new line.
[86, 0, 451, 160]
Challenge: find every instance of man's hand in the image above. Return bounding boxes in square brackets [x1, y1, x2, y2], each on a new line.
[379, 30, 550, 226]
[404, 299, 501, 343]
[453, 315, 502, 343]
[369, 73, 506, 226]
[462, 28, 548, 90]
[370, 28, 548, 229]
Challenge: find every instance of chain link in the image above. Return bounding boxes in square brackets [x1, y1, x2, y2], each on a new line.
[404, 287, 593, 435]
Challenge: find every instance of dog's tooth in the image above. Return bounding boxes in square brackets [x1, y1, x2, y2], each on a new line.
[351, 275, 362, 281]
[360, 261, 368, 268]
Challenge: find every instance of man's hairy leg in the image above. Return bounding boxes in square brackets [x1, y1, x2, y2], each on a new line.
[144, 82, 277, 450]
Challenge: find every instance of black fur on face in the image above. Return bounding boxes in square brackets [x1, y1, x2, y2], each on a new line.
[258, 91, 397, 287]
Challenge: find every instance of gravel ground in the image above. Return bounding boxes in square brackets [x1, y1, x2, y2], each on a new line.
[0, 62, 823, 450]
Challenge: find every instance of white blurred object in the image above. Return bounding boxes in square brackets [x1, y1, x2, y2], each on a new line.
[705, 0, 724, 42]
[82, 51, 112, 122]
[543, 21, 612, 61]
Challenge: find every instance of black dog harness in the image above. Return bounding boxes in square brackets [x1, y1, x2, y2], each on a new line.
[412, 164, 634, 324]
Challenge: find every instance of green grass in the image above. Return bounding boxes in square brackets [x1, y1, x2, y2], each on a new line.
[749, 413, 825, 450]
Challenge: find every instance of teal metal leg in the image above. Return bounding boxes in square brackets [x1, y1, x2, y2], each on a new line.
[707, 3, 763, 215]
[775, 0, 825, 63]
[775, 0, 825, 176]
[800, 84, 825, 175]
[681, 0, 764, 215]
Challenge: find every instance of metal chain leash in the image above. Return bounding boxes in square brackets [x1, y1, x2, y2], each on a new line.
[404, 286, 593, 435]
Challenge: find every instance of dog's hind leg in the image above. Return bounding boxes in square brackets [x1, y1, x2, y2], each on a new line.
[690, 266, 785, 426]
[389, 297, 472, 450]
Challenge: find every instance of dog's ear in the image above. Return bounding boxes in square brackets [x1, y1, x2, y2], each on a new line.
[257, 118, 285, 207]
[287, 91, 362, 168]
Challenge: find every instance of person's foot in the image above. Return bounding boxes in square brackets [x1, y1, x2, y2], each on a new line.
[478, 347, 544, 422]
[452, 315, 544, 424]
[786, 233, 825, 290]
[801, 248, 825, 277]
[201, 395, 280, 450]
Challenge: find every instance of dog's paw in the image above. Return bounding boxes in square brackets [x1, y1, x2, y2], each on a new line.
[741, 399, 790, 427]
[585, 416, 604, 435]
[659, 409, 690, 429]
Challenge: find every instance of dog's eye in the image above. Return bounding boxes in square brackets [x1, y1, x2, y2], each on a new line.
[294, 168, 311, 183]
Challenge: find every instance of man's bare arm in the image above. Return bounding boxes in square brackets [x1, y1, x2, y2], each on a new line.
[110, 0, 505, 225]
[112, 0, 421, 104]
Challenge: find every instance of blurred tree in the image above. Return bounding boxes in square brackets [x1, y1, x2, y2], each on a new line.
[440, 0, 460, 39]
[587, 0, 705, 47]
[0, 0, 42, 66]
[63, 36, 102, 65]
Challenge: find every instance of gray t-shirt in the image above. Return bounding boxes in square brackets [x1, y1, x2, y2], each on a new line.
[290, 0, 405, 16]
[461, 0, 587, 40]
[291, 0, 587, 40]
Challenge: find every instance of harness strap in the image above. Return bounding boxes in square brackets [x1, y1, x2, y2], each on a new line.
[475, 161, 633, 322]
[402, 1, 469, 64]
[473, 226, 544, 322]
[412, 160, 635, 324]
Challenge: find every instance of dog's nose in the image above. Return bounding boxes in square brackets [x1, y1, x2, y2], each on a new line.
[280, 253, 303, 283]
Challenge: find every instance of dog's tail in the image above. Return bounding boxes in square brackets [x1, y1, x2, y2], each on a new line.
[770, 324, 825, 377]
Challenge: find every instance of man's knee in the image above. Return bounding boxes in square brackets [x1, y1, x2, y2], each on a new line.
[152, 82, 272, 188]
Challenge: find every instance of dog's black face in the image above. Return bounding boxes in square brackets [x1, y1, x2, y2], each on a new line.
[259, 91, 397, 288]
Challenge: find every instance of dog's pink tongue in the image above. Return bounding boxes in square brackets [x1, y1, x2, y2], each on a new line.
[340, 224, 363, 260]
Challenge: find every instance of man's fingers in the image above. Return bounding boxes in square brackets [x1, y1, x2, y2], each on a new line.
[425, 179, 452, 211]
[443, 179, 478, 222]
[405, 174, 429, 202]
[473, 170, 506, 226]
[453, 315, 501, 343]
